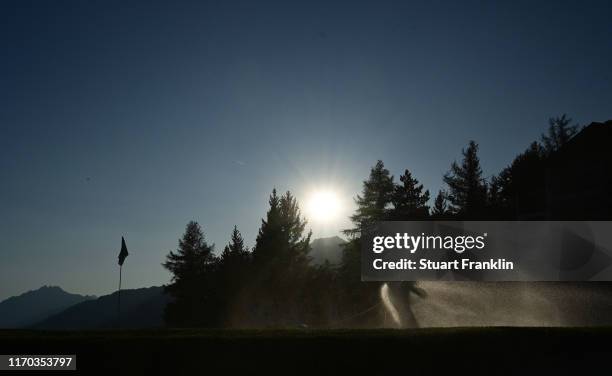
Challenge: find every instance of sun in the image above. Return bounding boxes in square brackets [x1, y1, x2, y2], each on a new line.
[306, 190, 341, 223]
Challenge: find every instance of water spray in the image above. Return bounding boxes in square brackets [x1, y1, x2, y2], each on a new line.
[380, 283, 402, 327]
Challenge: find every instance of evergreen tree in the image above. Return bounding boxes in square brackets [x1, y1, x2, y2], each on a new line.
[249, 189, 311, 326]
[278, 190, 311, 268]
[390, 169, 430, 220]
[541, 114, 579, 154]
[162, 221, 218, 327]
[339, 161, 394, 324]
[252, 189, 282, 266]
[431, 190, 449, 218]
[340, 161, 426, 327]
[221, 225, 249, 264]
[344, 160, 394, 237]
[252, 189, 311, 267]
[217, 226, 251, 326]
[489, 141, 546, 219]
[487, 174, 505, 217]
[443, 141, 488, 218]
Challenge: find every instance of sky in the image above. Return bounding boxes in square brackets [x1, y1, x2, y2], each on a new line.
[1, 0, 611, 300]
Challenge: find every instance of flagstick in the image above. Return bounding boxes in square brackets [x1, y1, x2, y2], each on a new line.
[117, 264, 122, 329]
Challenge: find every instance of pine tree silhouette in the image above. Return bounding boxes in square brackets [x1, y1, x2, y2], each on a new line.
[431, 190, 449, 218]
[221, 226, 249, 263]
[162, 221, 218, 327]
[249, 189, 311, 326]
[489, 141, 546, 219]
[217, 226, 251, 327]
[443, 141, 488, 219]
[391, 169, 430, 220]
[541, 114, 579, 154]
[344, 160, 395, 237]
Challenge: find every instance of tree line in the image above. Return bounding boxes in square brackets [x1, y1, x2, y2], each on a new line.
[162, 114, 581, 328]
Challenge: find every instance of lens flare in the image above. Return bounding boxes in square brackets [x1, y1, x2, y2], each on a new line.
[306, 190, 341, 222]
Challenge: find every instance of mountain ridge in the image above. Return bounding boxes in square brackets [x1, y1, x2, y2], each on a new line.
[309, 236, 346, 265]
[0, 285, 95, 328]
[32, 286, 169, 330]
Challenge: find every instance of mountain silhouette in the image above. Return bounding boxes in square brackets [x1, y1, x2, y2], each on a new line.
[32, 286, 169, 330]
[0, 286, 95, 328]
[309, 236, 346, 265]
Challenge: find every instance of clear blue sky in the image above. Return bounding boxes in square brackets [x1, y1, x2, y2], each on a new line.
[1, 0, 611, 300]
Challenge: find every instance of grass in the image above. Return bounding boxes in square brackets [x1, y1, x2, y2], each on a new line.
[1, 327, 612, 374]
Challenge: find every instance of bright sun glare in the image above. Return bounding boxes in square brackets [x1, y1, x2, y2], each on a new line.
[306, 190, 341, 223]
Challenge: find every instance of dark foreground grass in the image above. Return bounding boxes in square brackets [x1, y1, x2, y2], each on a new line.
[1, 327, 612, 375]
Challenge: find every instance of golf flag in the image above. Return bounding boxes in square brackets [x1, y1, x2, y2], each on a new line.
[118, 237, 129, 266]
